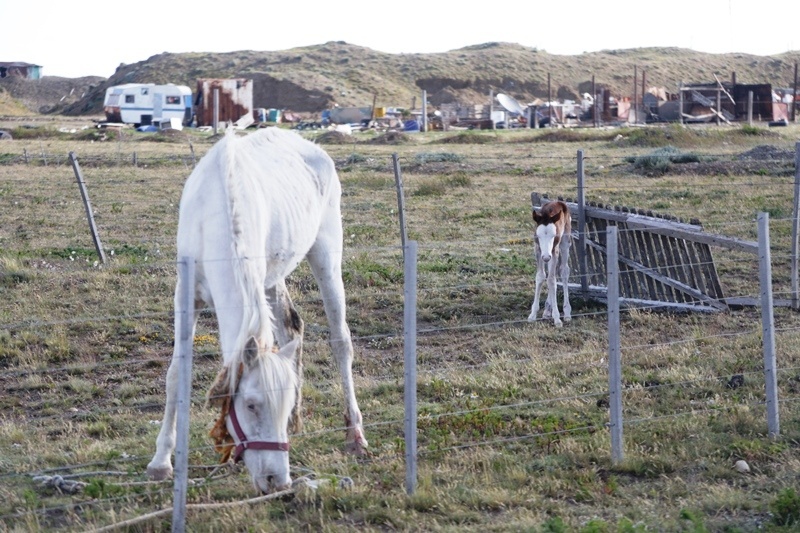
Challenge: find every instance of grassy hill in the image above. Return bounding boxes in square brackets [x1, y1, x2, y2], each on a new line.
[5, 41, 800, 117]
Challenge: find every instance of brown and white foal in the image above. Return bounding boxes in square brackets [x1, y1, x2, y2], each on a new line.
[528, 200, 572, 327]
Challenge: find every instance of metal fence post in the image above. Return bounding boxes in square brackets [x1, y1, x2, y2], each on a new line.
[577, 150, 588, 297]
[607, 226, 624, 464]
[791, 142, 800, 310]
[404, 240, 418, 495]
[172, 257, 196, 532]
[757, 214, 780, 437]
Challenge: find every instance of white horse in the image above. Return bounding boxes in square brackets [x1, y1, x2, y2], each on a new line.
[528, 200, 572, 327]
[147, 127, 368, 494]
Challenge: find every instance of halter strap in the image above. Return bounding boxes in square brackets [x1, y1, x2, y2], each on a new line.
[228, 401, 290, 463]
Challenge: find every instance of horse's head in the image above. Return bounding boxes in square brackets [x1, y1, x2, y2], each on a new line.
[533, 209, 562, 262]
[208, 337, 298, 494]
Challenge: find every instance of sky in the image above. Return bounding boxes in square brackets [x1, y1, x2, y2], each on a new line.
[3, 0, 800, 79]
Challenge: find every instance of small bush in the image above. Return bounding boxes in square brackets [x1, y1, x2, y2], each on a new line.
[771, 487, 800, 527]
[629, 146, 700, 173]
[414, 152, 463, 163]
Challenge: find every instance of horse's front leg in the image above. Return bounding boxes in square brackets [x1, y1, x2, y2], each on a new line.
[528, 249, 546, 321]
[266, 280, 304, 435]
[146, 357, 180, 480]
[309, 247, 368, 455]
[546, 253, 562, 327]
[147, 295, 200, 480]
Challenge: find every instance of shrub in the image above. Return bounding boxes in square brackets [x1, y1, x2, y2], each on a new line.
[771, 487, 800, 527]
[629, 146, 700, 173]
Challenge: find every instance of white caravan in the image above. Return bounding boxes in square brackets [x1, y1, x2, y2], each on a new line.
[103, 83, 192, 126]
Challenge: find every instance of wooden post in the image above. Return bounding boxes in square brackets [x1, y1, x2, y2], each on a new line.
[607, 226, 623, 464]
[592, 75, 598, 127]
[212, 87, 219, 135]
[716, 89, 721, 126]
[633, 65, 638, 124]
[23, 148, 28, 164]
[403, 240, 418, 495]
[172, 257, 196, 533]
[421, 90, 428, 133]
[547, 73, 552, 126]
[392, 153, 408, 251]
[679, 82, 684, 125]
[69, 152, 108, 264]
[757, 213, 780, 438]
[793, 63, 798, 123]
[641, 70, 646, 118]
[748, 91, 754, 126]
[490, 90, 495, 130]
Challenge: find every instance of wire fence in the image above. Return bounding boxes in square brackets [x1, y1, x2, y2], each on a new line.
[1, 138, 799, 530]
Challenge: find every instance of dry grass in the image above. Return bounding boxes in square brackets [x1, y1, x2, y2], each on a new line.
[0, 121, 799, 531]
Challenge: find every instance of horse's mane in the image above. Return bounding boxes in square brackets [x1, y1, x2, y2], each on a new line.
[219, 128, 275, 392]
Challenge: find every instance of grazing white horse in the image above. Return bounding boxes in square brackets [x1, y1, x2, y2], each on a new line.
[146, 127, 368, 494]
[528, 200, 572, 327]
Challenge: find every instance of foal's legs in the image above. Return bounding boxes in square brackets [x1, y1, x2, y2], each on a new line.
[545, 250, 562, 327]
[307, 237, 368, 455]
[528, 244, 547, 321]
[266, 279, 304, 435]
[559, 237, 572, 323]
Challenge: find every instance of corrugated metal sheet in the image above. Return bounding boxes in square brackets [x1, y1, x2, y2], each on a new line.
[195, 78, 254, 127]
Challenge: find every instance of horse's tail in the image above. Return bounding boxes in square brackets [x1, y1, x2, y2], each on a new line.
[219, 129, 273, 384]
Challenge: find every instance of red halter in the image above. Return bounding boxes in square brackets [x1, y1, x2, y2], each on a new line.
[228, 400, 290, 463]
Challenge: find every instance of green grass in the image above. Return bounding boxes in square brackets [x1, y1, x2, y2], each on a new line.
[0, 122, 799, 531]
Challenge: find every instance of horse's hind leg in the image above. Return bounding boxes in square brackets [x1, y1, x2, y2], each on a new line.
[266, 279, 304, 435]
[559, 239, 572, 323]
[308, 239, 368, 455]
[546, 253, 562, 327]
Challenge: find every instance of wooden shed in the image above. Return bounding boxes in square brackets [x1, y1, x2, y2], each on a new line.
[195, 78, 254, 128]
[0, 62, 42, 80]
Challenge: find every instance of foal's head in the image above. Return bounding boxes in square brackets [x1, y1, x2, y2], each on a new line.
[533, 201, 569, 262]
[208, 337, 298, 494]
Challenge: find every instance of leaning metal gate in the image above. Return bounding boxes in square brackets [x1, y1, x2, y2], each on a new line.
[532, 193, 762, 312]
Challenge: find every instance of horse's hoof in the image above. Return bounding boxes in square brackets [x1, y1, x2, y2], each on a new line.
[146, 464, 173, 481]
[554, 320, 563, 328]
[344, 437, 369, 456]
[527, 313, 537, 322]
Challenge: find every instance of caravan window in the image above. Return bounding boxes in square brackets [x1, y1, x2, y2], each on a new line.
[166, 95, 181, 105]
[125, 94, 135, 103]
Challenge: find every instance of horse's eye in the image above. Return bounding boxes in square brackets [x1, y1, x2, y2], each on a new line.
[247, 403, 256, 413]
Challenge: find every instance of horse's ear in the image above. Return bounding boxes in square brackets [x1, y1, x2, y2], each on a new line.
[276, 338, 300, 365]
[243, 336, 260, 367]
[532, 211, 543, 225]
[207, 366, 230, 408]
[551, 211, 561, 223]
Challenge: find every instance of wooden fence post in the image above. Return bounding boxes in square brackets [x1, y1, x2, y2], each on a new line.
[392, 153, 408, 251]
[69, 152, 107, 264]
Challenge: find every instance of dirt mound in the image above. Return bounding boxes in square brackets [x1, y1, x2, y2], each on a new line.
[314, 131, 354, 145]
[438, 132, 498, 144]
[737, 145, 794, 161]
[365, 131, 413, 144]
